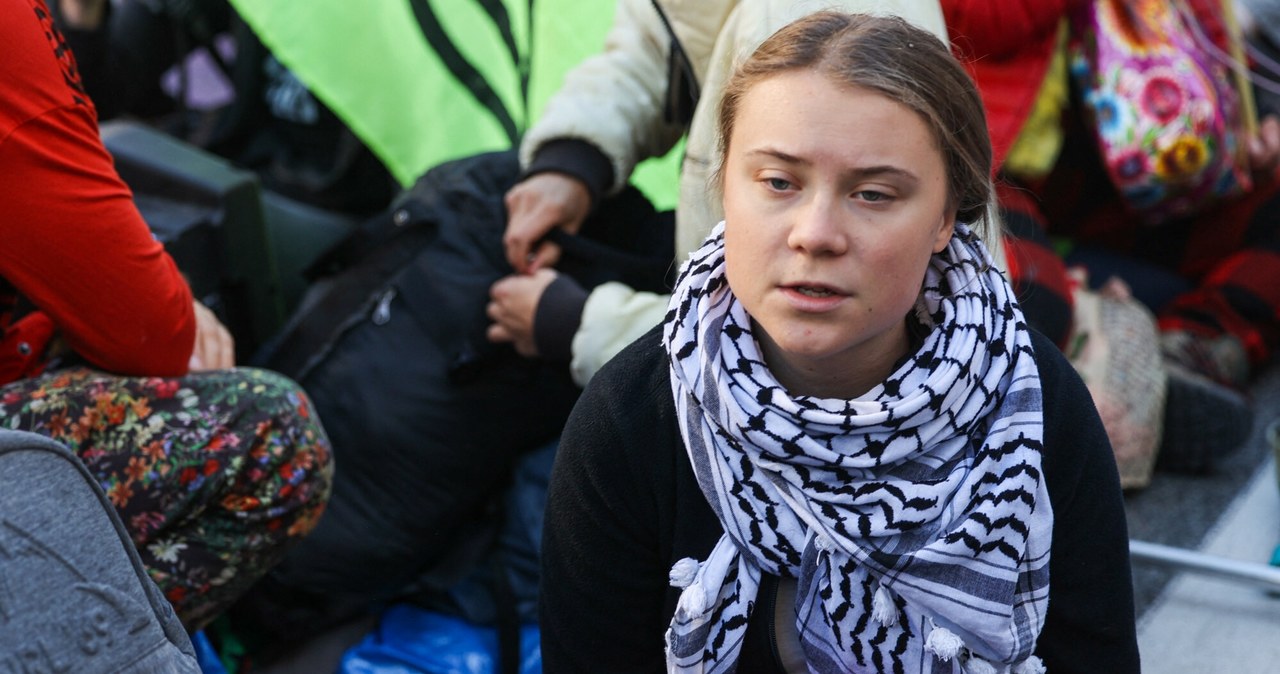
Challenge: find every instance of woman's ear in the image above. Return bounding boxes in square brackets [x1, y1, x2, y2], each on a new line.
[932, 210, 957, 254]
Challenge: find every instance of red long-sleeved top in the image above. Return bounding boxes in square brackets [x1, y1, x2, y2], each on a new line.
[0, 0, 195, 384]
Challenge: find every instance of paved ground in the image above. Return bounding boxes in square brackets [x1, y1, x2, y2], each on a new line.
[1136, 454, 1280, 671]
[1127, 363, 1280, 670]
[1125, 364, 1280, 612]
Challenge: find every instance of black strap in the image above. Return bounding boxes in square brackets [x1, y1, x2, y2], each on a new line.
[407, 0, 520, 144]
[489, 553, 521, 674]
[650, 0, 700, 124]
[476, 0, 530, 109]
[306, 194, 670, 283]
[302, 199, 435, 280]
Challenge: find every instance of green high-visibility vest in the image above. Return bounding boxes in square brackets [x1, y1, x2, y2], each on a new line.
[229, 0, 680, 208]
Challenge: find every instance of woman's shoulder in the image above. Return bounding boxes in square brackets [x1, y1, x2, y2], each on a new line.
[566, 324, 677, 458]
[557, 323, 686, 530]
[1025, 326, 1091, 409]
[582, 324, 673, 408]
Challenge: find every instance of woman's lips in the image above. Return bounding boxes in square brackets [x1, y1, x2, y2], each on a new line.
[779, 283, 847, 311]
[793, 285, 836, 298]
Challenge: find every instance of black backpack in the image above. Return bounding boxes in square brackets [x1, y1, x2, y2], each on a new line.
[244, 150, 673, 625]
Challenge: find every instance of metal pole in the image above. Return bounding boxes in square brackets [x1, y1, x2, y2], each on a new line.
[1129, 540, 1280, 591]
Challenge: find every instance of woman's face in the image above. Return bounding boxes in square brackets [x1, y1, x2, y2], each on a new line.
[722, 70, 955, 399]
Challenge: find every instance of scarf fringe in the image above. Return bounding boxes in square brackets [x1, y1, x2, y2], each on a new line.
[1013, 656, 1048, 674]
[925, 626, 965, 661]
[871, 584, 897, 625]
[966, 656, 998, 674]
[670, 557, 700, 588]
[963, 654, 1045, 674]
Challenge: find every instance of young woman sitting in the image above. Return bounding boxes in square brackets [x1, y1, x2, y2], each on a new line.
[538, 11, 1140, 673]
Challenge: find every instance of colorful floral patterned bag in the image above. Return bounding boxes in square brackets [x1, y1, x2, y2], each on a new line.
[1069, 0, 1256, 223]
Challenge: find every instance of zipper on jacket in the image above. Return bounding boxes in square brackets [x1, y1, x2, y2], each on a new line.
[371, 287, 397, 325]
[294, 284, 396, 382]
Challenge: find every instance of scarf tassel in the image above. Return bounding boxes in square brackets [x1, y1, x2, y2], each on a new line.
[669, 557, 700, 588]
[925, 626, 965, 661]
[669, 557, 711, 620]
[965, 656, 998, 674]
[871, 584, 897, 625]
[1013, 656, 1047, 674]
[676, 584, 708, 618]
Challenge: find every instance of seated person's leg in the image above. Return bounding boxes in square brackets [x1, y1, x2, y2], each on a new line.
[0, 366, 333, 630]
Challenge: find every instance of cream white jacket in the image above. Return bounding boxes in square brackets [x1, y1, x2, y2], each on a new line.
[521, 0, 950, 386]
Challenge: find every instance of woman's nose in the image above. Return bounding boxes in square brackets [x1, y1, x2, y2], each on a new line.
[786, 195, 849, 256]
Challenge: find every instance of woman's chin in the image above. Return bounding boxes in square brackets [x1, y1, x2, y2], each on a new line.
[757, 326, 848, 367]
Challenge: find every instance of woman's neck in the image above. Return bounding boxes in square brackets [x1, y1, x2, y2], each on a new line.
[755, 319, 913, 400]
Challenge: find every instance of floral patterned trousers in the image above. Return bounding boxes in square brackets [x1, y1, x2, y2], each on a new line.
[0, 366, 333, 630]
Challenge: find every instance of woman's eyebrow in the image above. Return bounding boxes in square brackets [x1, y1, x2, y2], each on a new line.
[745, 146, 808, 165]
[744, 147, 919, 184]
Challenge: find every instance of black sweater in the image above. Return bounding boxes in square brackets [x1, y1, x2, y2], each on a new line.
[540, 326, 1140, 673]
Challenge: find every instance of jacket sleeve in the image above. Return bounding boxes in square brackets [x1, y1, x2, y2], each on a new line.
[1031, 331, 1141, 672]
[519, 0, 686, 197]
[569, 282, 670, 387]
[0, 104, 196, 376]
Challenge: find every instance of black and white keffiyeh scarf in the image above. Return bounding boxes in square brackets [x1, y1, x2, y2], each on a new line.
[663, 222, 1051, 674]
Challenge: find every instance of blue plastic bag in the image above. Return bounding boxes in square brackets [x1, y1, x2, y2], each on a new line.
[192, 630, 230, 674]
[339, 604, 540, 674]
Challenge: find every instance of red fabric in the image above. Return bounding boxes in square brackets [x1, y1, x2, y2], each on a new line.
[1160, 246, 1280, 363]
[942, 0, 1088, 170]
[0, 0, 195, 383]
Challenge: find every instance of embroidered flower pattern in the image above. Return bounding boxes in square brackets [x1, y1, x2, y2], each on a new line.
[149, 539, 188, 564]
[1089, 91, 1135, 144]
[1072, 0, 1251, 223]
[1140, 74, 1184, 124]
[1155, 134, 1210, 181]
[1111, 149, 1149, 182]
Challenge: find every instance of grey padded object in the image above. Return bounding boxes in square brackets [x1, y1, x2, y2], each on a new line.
[0, 429, 201, 673]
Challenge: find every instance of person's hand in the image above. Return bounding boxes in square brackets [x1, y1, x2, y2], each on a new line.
[188, 300, 234, 371]
[58, 0, 108, 30]
[1247, 114, 1280, 175]
[503, 173, 590, 273]
[486, 269, 558, 357]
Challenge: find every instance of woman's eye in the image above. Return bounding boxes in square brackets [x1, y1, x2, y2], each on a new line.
[855, 190, 889, 202]
[765, 177, 793, 191]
